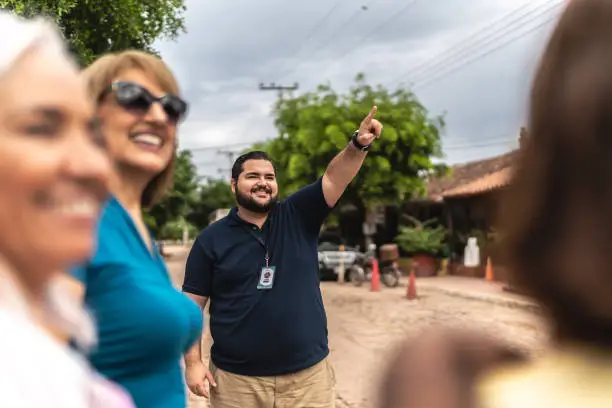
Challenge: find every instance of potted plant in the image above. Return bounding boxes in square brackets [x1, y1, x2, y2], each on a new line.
[395, 215, 447, 277]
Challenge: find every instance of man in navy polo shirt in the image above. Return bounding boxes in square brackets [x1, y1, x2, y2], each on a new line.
[182, 106, 383, 407]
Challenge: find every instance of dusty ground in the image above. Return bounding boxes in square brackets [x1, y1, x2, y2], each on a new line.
[165, 252, 547, 408]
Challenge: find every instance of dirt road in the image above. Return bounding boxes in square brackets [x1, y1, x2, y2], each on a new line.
[166, 255, 546, 408]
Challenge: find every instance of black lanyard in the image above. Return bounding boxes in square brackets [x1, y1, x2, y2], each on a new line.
[242, 216, 273, 267]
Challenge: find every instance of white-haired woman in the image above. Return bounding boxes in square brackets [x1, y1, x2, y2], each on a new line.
[0, 11, 134, 407]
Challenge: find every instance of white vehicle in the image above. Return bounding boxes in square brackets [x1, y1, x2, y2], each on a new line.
[317, 231, 361, 281]
[318, 242, 359, 278]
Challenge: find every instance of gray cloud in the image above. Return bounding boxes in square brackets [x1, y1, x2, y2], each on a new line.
[156, 0, 564, 176]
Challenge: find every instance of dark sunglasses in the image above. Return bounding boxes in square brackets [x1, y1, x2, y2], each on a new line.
[102, 81, 188, 123]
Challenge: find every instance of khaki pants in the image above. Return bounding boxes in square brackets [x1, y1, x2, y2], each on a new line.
[209, 358, 336, 408]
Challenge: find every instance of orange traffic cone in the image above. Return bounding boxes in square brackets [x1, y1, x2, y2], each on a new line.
[371, 259, 380, 292]
[406, 269, 417, 300]
[485, 257, 494, 282]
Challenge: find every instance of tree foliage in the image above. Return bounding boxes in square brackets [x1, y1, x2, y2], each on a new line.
[0, 0, 186, 65]
[186, 179, 235, 232]
[1, 0, 190, 237]
[260, 74, 444, 209]
[146, 150, 199, 239]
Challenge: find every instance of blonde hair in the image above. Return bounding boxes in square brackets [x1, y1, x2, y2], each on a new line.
[82, 50, 181, 208]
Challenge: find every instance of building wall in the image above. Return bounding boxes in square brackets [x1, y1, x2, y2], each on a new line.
[444, 189, 510, 282]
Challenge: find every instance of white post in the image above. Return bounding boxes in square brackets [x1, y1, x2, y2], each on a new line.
[182, 225, 189, 247]
[337, 245, 345, 283]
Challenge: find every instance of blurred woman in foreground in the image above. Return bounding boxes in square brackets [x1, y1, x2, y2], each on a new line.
[379, 0, 612, 407]
[0, 11, 133, 407]
[479, 0, 612, 405]
[70, 50, 202, 408]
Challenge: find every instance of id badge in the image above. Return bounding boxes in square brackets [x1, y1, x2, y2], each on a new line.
[257, 266, 276, 290]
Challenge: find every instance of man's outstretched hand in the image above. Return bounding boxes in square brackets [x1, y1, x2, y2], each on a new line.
[356, 106, 383, 147]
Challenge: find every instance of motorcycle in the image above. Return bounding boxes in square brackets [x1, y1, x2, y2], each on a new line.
[347, 244, 401, 288]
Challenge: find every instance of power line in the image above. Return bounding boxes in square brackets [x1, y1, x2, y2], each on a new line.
[272, 0, 347, 81]
[275, 0, 378, 84]
[332, 0, 422, 63]
[187, 140, 269, 153]
[442, 135, 511, 146]
[389, 0, 538, 86]
[411, 1, 561, 89]
[218, 149, 238, 171]
[409, 0, 559, 85]
[185, 131, 516, 156]
[187, 136, 513, 162]
[414, 11, 559, 91]
[444, 138, 516, 150]
[388, 0, 556, 87]
[194, 160, 218, 167]
[192, 138, 516, 178]
[448, 149, 515, 164]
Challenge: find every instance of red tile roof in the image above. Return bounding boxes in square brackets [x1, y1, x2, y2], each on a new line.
[425, 150, 517, 200]
[442, 166, 513, 198]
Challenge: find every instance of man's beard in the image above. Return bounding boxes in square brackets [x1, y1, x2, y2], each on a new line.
[235, 187, 278, 213]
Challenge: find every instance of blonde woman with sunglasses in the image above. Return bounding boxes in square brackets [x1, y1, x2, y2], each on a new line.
[69, 50, 202, 408]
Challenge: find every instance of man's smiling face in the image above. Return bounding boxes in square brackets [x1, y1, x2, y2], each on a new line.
[232, 159, 278, 213]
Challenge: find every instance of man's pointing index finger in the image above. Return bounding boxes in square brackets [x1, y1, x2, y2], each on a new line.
[362, 106, 377, 125]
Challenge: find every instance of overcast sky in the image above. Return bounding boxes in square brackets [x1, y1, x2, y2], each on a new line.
[155, 0, 564, 179]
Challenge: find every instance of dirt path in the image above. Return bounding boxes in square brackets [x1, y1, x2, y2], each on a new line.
[322, 284, 546, 408]
[166, 255, 547, 408]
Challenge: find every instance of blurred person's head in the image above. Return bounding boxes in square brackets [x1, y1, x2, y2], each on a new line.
[501, 0, 612, 348]
[0, 12, 110, 295]
[83, 50, 188, 208]
[231, 151, 279, 214]
[378, 328, 526, 408]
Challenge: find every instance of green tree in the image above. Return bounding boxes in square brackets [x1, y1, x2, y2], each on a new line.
[0, 0, 186, 65]
[261, 73, 444, 213]
[187, 179, 235, 231]
[146, 150, 199, 239]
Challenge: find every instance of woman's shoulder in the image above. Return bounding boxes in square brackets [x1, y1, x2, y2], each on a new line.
[477, 347, 612, 408]
[476, 361, 544, 408]
[97, 197, 131, 232]
[0, 309, 135, 407]
[0, 309, 90, 406]
[0, 308, 87, 365]
[88, 198, 136, 256]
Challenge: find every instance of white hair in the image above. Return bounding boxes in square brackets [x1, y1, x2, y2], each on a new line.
[0, 10, 96, 351]
[0, 10, 71, 77]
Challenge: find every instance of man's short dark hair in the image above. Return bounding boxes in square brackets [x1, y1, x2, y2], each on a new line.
[231, 150, 275, 180]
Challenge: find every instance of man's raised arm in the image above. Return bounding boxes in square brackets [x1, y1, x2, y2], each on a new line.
[321, 106, 383, 207]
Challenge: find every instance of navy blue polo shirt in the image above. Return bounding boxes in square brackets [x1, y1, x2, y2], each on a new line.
[182, 177, 333, 376]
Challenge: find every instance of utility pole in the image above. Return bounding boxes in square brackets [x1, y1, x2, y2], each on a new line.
[218, 149, 237, 164]
[217, 149, 238, 181]
[216, 167, 232, 181]
[259, 82, 299, 98]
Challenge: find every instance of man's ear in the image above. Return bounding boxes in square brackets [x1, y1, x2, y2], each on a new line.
[231, 178, 237, 194]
